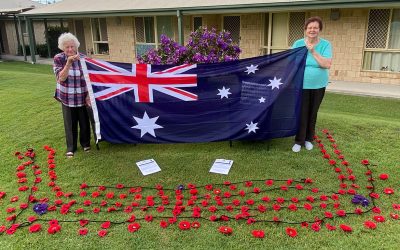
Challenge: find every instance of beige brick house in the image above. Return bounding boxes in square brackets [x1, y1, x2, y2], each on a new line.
[21, 0, 400, 85]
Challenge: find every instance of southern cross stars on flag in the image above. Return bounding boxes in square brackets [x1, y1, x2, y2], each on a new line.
[131, 111, 163, 138]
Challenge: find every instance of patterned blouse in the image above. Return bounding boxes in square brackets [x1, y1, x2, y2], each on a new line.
[53, 52, 87, 107]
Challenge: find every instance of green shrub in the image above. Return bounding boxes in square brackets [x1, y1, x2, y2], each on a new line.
[46, 26, 69, 57]
[16, 26, 68, 57]
[18, 45, 31, 56]
[36, 44, 49, 58]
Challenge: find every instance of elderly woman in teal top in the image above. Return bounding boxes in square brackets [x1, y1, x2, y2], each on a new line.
[291, 16, 332, 153]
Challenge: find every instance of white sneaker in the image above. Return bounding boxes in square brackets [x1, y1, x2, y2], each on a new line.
[292, 144, 301, 153]
[305, 141, 314, 150]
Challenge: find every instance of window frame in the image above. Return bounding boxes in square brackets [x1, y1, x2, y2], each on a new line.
[192, 16, 203, 31]
[362, 8, 400, 73]
[261, 12, 306, 55]
[135, 16, 156, 44]
[222, 15, 241, 45]
[134, 16, 176, 57]
[90, 17, 109, 55]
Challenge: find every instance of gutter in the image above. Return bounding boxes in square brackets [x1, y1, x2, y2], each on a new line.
[18, 0, 400, 19]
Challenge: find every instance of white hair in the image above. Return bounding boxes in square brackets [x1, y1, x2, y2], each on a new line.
[58, 32, 80, 50]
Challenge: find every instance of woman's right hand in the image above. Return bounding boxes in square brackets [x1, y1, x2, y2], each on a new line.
[305, 41, 315, 54]
[59, 54, 80, 81]
[66, 54, 80, 66]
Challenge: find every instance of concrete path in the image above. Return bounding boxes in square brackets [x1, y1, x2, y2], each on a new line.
[1, 54, 399, 99]
[0, 54, 53, 65]
[327, 80, 400, 99]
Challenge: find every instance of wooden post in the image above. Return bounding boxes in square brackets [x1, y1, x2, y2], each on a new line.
[26, 17, 36, 63]
[13, 15, 22, 55]
[17, 16, 27, 60]
[177, 10, 184, 45]
[44, 18, 51, 58]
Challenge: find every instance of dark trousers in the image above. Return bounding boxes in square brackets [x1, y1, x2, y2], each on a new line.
[295, 88, 326, 145]
[61, 104, 91, 152]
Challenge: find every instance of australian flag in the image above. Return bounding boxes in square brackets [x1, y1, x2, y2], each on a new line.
[81, 47, 307, 144]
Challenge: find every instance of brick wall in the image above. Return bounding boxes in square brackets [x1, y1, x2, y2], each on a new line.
[240, 13, 263, 58]
[308, 9, 365, 82]
[107, 17, 135, 62]
[203, 14, 221, 31]
[310, 9, 399, 84]
[70, 8, 399, 85]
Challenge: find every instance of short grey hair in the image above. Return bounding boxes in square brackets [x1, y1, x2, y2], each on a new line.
[58, 32, 80, 50]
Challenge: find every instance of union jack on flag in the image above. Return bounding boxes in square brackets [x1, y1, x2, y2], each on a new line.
[84, 58, 198, 103]
[81, 47, 307, 144]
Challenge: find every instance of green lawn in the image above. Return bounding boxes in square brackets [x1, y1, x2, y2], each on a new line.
[0, 61, 399, 249]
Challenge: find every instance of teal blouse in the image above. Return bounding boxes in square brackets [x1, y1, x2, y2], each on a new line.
[292, 38, 332, 89]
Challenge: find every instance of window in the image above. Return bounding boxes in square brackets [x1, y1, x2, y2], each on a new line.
[134, 16, 174, 57]
[363, 9, 400, 72]
[135, 17, 155, 43]
[223, 16, 241, 44]
[193, 16, 203, 31]
[91, 18, 109, 55]
[156, 16, 174, 43]
[262, 12, 305, 54]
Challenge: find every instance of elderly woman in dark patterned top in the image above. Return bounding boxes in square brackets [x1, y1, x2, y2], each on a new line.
[53, 32, 91, 158]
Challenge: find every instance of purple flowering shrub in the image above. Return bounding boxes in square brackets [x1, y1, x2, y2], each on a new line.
[185, 27, 241, 64]
[137, 35, 187, 65]
[137, 27, 241, 65]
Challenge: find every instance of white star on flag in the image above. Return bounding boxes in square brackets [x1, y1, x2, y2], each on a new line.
[267, 77, 284, 90]
[217, 86, 231, 99]
[258, 97, 266, 103]
[245, 121, 259, 134]
[245, 64, 259, 74]
[131, 111, 163, 138]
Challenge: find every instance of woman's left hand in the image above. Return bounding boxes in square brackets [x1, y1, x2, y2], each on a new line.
[85, 96, 91, 107]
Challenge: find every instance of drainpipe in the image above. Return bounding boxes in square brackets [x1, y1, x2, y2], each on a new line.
[26, 17, 36, 63]
[17, 16, 27, 61]
[177, 10, 184, 45]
